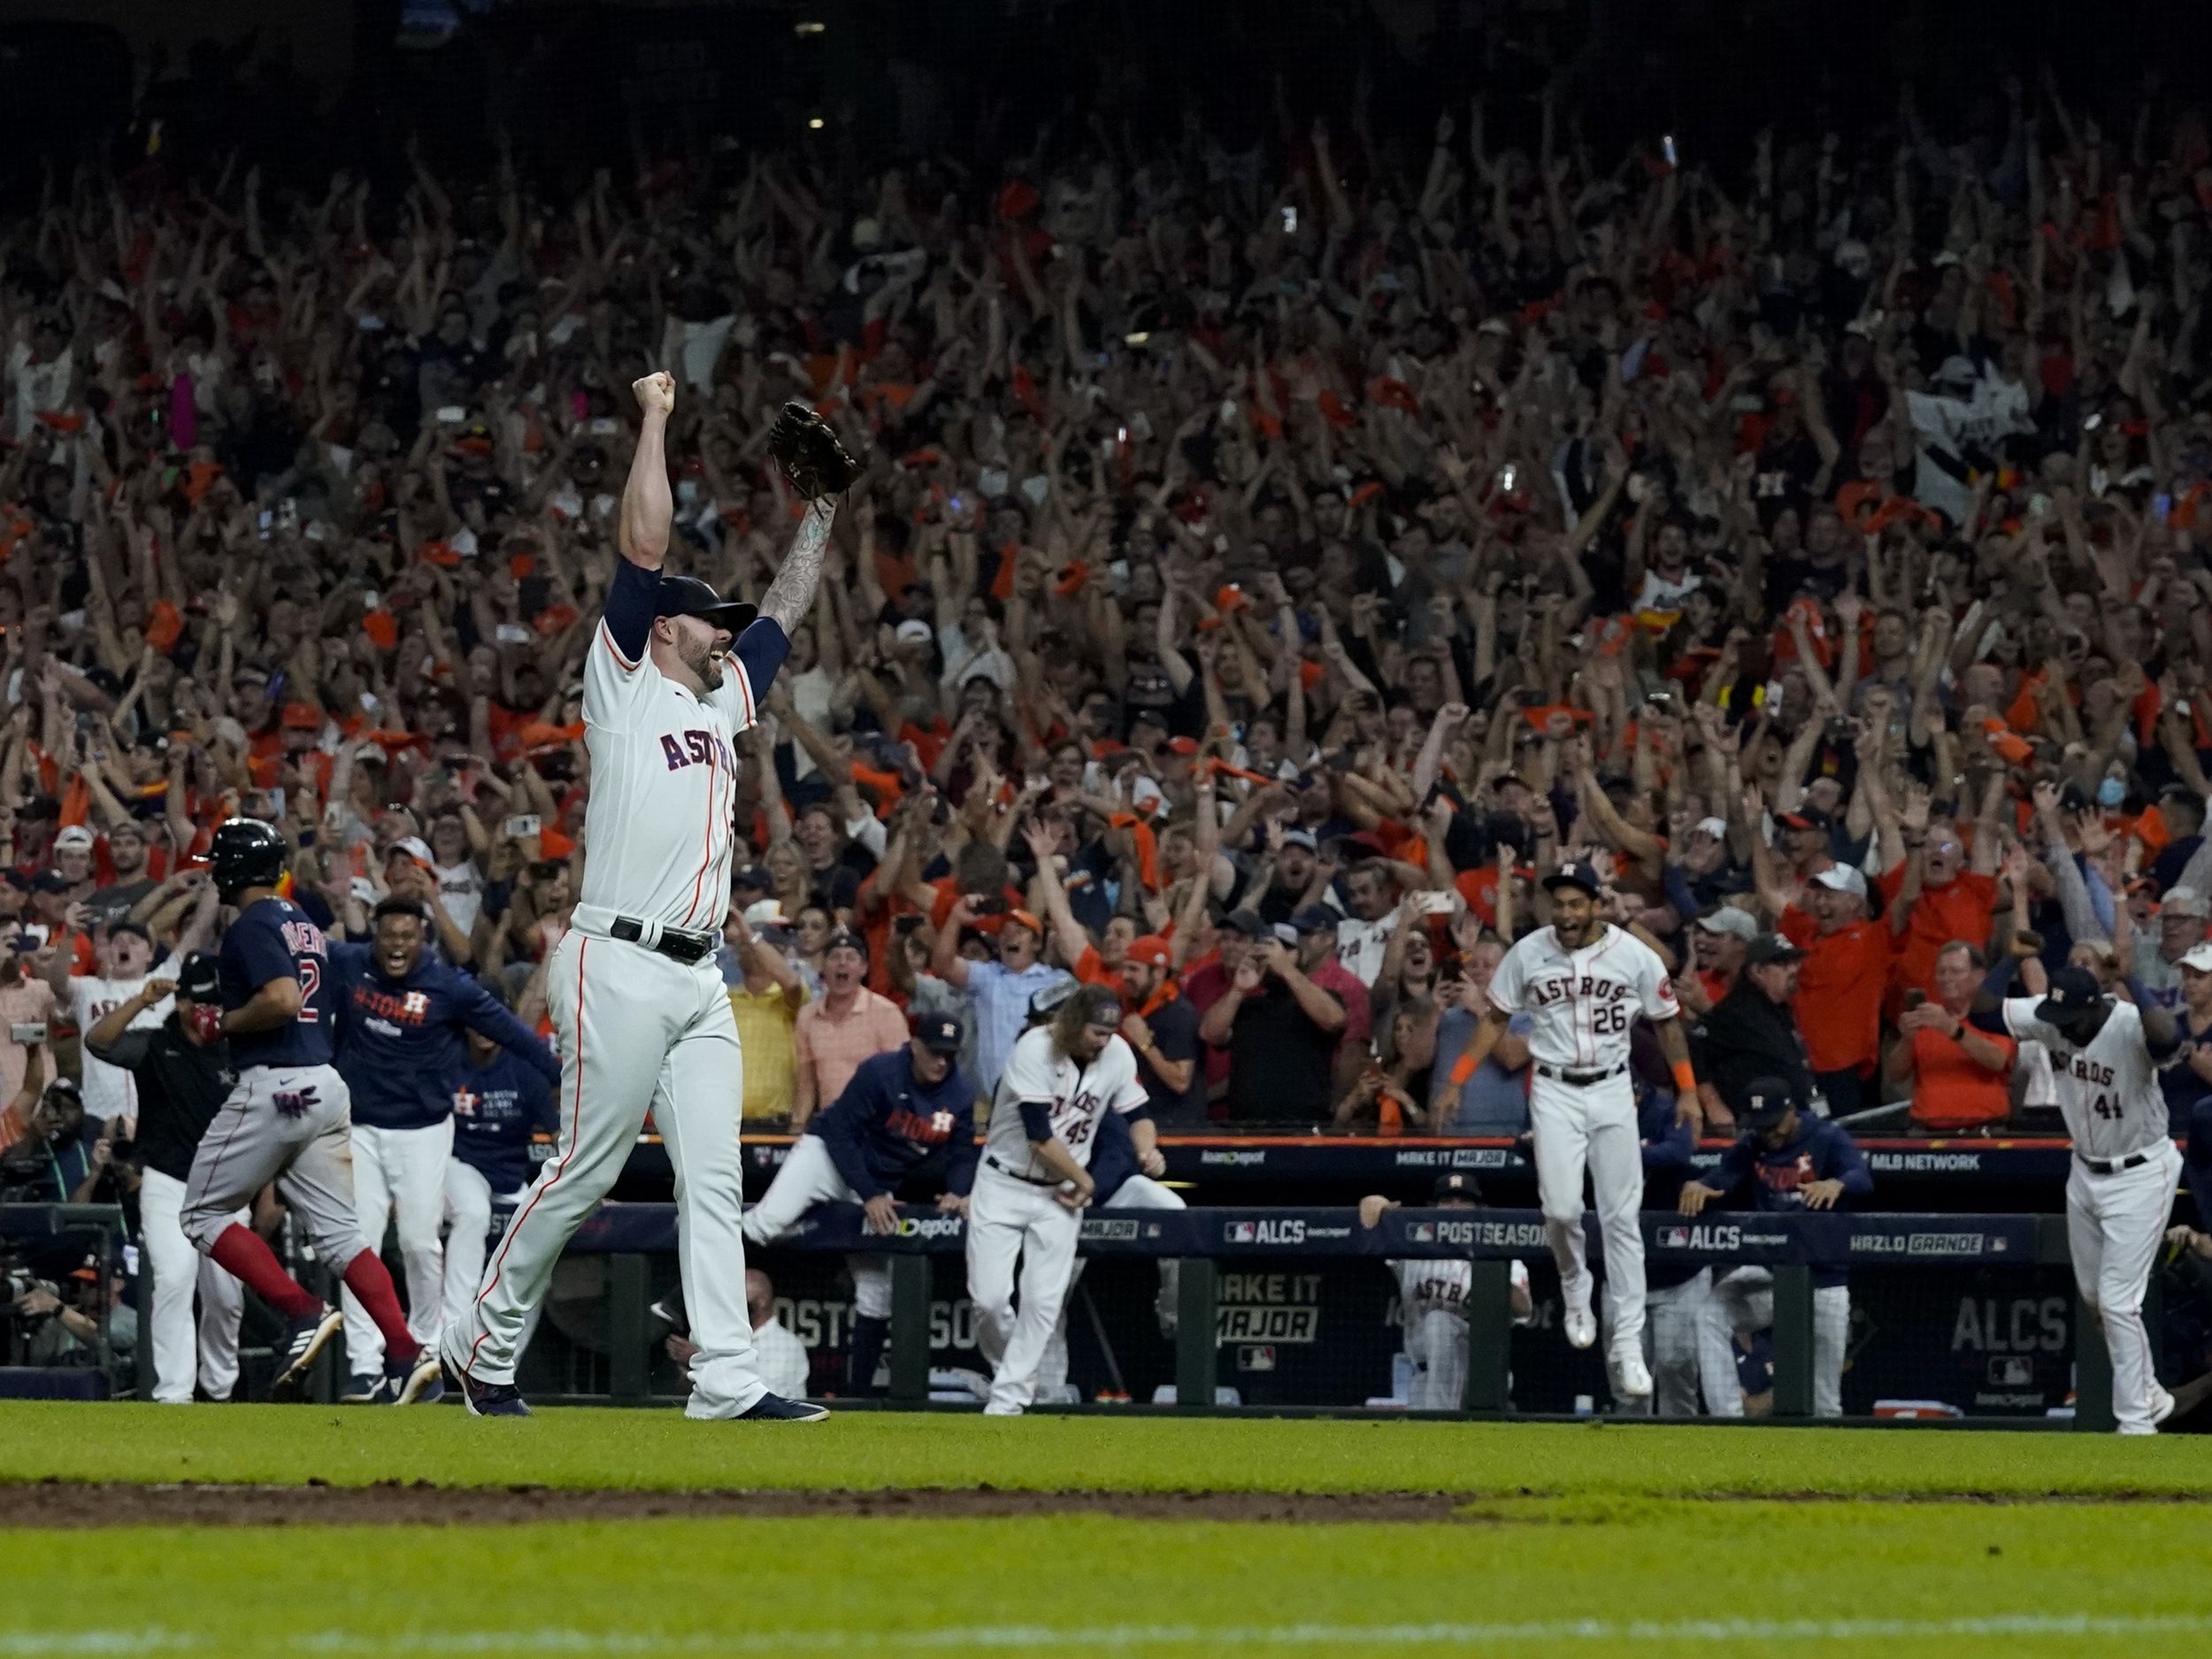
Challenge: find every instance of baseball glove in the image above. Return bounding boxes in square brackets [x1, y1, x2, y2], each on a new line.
[768, 402, 863, 501]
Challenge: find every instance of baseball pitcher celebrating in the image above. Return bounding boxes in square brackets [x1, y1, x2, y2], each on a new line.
[441, 374, 856, 1420]
[1450, 861, 1698, 1401]
[1975, 964, 2185, 1433]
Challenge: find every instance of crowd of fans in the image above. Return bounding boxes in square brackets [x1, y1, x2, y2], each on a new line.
[6, 52, 2212, 1373]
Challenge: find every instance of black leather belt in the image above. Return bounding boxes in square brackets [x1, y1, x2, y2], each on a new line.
[2078, 1150, 2154, 1176]
[1535, 1063, 1628, 1087]
[985, 1153, 1063, 1187]
[610, 917, 716, 964]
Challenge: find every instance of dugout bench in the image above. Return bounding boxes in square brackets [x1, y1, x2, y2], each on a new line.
[557, 1203, 2145, 1430]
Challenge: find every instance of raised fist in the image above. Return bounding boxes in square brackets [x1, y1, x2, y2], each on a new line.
[633, 372, 676, 417]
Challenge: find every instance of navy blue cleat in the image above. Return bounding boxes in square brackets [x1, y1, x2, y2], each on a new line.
[448, 1363, 531, 1418]
[737, 1392, 829, 1422]
[273, 1306, 343, 1395]
[381, 1351, 446, 1406]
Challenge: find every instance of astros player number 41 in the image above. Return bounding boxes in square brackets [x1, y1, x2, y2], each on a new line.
[439, 373, 853, 1421]
[1450, 861, 1701, 1402]
[1974, 964, 2186, 1433]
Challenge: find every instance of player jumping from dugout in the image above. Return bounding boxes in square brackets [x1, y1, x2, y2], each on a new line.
[439, 373, 858, 1419]
[1449, 860, 1700, 1402]
[176, 818, 442, 1406]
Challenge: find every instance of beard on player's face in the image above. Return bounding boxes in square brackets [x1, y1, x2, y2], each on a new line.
[669, 618, 729, 688]
[1552, 892, 1597, 945]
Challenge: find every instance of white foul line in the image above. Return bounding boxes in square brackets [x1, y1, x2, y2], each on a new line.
[5, 1615, 2212, 1655]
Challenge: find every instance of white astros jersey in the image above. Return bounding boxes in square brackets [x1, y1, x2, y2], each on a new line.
[1391, 1256, 1532, 1324]
[986, 1025, 1149, 1180]
[2001, 998, 2168, 1161]
[1487, 925, 1680, 1068]
[580, 610, 758, 931]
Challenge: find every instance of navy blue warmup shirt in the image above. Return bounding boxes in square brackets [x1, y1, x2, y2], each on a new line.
[329, 944, 559, 1131]
[810, 1047, 979, 1202]
[452, 1045, 561, 1194]
[1699, 1115, 1874, 1287]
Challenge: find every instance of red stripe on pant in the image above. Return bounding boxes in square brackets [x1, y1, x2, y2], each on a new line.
[465, 936, 587, 1379]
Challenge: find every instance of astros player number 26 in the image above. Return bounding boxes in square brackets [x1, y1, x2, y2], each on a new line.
[1449, 861, 1701, 1402]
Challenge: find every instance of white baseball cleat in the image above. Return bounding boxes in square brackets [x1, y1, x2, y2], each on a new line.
[2121, 1387, 2178, 1434]
[1563, 1305, 1597, 1349]
[1609, 1351, 1653, 1400]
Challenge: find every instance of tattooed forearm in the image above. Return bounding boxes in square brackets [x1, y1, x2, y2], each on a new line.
[758, 499, 837, 634]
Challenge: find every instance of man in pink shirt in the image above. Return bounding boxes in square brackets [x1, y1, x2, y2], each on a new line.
[792, 932, 909, 1125]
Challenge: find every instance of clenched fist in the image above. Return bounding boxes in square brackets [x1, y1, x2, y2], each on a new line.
[633, 371, 676, 416]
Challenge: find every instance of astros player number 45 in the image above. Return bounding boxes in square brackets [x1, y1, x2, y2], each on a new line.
[439, 373, 852, 1421]
[1450, 861, 1701, 1402]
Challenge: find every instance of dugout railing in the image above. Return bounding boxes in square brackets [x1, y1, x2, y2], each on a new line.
[540, 1203, 2138, 1430]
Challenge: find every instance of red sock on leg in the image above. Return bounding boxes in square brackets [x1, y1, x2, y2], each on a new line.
[208, 1225, 323, 1320]
[343, 1251, 421, 1365]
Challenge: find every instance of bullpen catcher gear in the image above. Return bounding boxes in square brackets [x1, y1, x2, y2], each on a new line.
[209, 818, 289, 900]
[768, 402, 862, 500]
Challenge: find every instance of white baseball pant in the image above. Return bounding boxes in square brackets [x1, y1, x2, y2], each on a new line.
[136, 1168, 246, 1404]
[1709, 1265, 1851, 1417]
[442, 1159, 533, 1352]
[1036, 1173, 1185, 1399]
[1529, 1072, 1645, 1351]
[1614, 1269, 1738, 1417]
[966, 1161, 1082, 1415]
[444, 932, 767, 1417]
[1404, 1310, 1469, 1410]
[341, 1119, 454, 1374]
[2066, 1141, 2183, 1433]
[741, 1133, 890, 1319]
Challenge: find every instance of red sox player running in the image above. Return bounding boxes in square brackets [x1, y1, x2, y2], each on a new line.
[1452, 862, 1700, 1401]
[441, 371, 836, 1420]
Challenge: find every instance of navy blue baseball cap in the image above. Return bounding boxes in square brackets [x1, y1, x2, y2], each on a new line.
[915, 1014, 964, 1055]
[1432, 1171, 1483, 1203]
[2036, 965, 2106, 1028]
[1287, 904, 1340, 935]
[1542, 861, 1604, 899]
[653, 574, 756, 635]
[1742, 1075, 1801, 1126]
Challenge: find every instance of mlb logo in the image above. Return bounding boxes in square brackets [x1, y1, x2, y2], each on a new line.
[1988, 1356, 2032, 1386]
[1657, 1226, 1691, 1248]
[1408, 1222, 1437, 1243]
[1225, 1221, 1257, 1244]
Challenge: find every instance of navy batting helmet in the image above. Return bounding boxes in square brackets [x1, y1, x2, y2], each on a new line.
[209, 818, 288, 900]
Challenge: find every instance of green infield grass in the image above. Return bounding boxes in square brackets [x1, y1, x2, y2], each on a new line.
[1, 1405, 2208, 1657]
[1, 1402, 2209, 1496]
